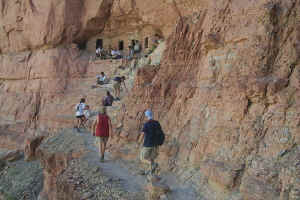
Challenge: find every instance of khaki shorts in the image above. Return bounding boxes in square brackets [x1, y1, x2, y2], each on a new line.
[96, 137, 109, 145]
[140, 146, 158, 162]
[113, 82, 121, 91]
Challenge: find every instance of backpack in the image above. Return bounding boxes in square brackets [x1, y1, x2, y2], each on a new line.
[154, 122, 165, 146]
[113, 76, 121, 83]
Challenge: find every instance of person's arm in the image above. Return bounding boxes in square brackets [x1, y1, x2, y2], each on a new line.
[137, 123, 146, 144]
[108, 117, 113, 138]
[122, 81, 128, 92]
[91, 117, 98, 136]
[137, 132, 144, 144]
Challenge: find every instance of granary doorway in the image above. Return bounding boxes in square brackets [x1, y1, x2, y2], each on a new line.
[119, 40, 124, 50]
[96, 39, 103, 49]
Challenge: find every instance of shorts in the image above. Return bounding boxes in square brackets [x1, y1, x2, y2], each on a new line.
[96, 137, 109, 145]
[76, 115, 84, 119]
[113, 82, 121, 90]
[140, 146, 158, 162]
[97, 80, 104, 85]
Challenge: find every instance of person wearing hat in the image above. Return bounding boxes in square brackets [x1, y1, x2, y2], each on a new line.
[92, 106, 113, 162]
[137, 109, 162, 175]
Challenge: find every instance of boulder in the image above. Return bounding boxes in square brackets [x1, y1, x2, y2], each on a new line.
[24, 136, 45, 161]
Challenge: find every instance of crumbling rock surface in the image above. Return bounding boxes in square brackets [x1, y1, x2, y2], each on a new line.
[115, 0, 300, 199]
[1, 0, 300, 200]
[23, 129, 144, 200]
[103, 0, 203, 38]
[0, 46, 90, 132]
[0, 0, 113, 53]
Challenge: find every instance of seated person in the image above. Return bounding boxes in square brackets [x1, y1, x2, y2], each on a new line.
[96, 47, 100, 57]
[111, 49, 122, 59]
[96, 47, 104, 58]
[102, 91, 114, 106]
[96, 72, 108, 85]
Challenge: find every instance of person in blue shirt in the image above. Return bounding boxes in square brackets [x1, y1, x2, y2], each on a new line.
[137, 109, 161, 176]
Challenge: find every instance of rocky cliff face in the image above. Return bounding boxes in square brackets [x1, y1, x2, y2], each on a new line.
[1, 0, 300, 200]
[0, 0, 113, 53]
[117, 0, 300, 199]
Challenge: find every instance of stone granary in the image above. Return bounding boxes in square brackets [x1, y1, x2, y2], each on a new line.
[86, 25, 163, 54]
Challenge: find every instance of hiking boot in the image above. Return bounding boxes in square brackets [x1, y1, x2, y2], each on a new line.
[138, 169, 150, 176]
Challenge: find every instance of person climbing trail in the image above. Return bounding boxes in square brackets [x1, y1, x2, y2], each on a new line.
[83, 105, 91, 128]
[75, 98, 86, 130]
[102, 91, 114, 106]
[113, 76, 127, 100]
[92, 106, 113, 162]
[137, 109, 165, 177]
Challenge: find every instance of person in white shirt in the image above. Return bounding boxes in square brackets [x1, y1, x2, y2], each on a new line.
[111, 50, 117, 56]
[75, 98, 86, 129]
[111, 49, 122, 59]
[96, 72, 107, 85]
[96, 47, 103, 58]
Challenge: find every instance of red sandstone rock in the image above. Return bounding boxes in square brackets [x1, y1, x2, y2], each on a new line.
[0, 0, 113, 53]
[115, 1, 300, 199]
[24, 136, 45, 161]
[0, 0, 300, 200]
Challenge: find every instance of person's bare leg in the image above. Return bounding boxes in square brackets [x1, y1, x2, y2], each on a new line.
[100, 141, 105, 161]
[117, 88, 120, 98]
[98, 140, 102, 156]
[103, 141, 107, 155]
[76, 118, 80, 128]
[79, 118, 84, 128]
[102, 143, 106, 158]
[114, 87, 118, 97]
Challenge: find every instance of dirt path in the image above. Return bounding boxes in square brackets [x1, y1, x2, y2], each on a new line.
[78, 128, 200, 200]
[69, 70, 200, 199]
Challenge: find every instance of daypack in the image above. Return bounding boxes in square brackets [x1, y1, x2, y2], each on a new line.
[154, 122, 165, 146]
[113, 76, 122, 83]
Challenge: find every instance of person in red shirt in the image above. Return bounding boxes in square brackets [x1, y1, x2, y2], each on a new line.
[92, 106, 113, 162]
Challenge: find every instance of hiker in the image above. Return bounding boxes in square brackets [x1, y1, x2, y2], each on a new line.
[137, 109, 164, 176]
[92, 106, 113, 162]
[96, 72, 107, 85]
[83, 105, 91, 126]
[113, 76, 127, 100]
[102, 91, 114, 106]
[75, 98, 86, 129]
